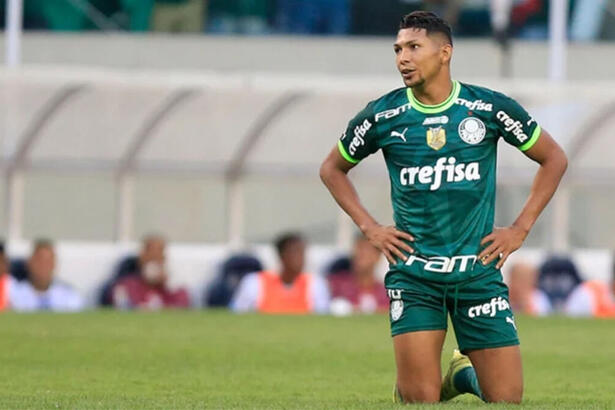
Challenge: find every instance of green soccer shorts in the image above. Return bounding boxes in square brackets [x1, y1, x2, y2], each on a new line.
[385, 269, 520, 352]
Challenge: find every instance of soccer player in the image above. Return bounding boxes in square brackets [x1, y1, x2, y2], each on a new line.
[319, 11, 568, 404]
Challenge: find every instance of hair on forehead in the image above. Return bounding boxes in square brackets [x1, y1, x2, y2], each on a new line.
[399, 11, 453, 46]
[275, 232, 304, 255]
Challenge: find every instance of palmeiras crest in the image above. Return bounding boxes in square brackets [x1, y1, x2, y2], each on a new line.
[390, 300, 404, 321]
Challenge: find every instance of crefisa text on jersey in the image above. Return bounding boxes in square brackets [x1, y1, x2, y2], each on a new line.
[348, 119, 372, 155]
[400, 156, 480, 191]
[456, 98, 493, 112]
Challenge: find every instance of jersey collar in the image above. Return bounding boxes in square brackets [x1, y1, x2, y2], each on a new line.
[406, 80, 460, 114]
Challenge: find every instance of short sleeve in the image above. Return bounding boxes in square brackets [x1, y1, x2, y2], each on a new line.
[230, 273, 260, 313]
[493, 92, 541, 151]
[337, 103, 380, 164]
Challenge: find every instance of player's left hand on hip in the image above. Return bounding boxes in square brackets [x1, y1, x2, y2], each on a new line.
[478, 225, 527, 269]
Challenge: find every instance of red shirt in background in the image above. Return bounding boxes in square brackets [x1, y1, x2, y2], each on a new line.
[328, 273, 388, 313]
[112, 276, 190, 310]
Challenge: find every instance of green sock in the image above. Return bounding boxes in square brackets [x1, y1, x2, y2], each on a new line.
[453, 367, 484, 401]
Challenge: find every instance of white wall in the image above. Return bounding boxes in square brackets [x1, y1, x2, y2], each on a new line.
[2, 34, 615, 81]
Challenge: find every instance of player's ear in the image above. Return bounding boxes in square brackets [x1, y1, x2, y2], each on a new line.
[440, 42, 452, 65]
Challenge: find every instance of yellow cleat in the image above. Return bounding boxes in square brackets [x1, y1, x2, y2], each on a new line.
[393, 384, 404, 404]
[440, 349, 473, 401]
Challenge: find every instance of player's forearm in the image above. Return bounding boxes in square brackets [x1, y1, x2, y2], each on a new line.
[513, 152, 568, 235]
[320, 166, 379, 233]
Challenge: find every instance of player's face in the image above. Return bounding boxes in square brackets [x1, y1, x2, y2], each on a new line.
[394, 28, 450, 87]
[28, 247, 55, 289]
[280, 240, 305, 276]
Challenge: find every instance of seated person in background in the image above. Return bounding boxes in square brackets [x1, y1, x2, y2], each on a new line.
[111, 235, 190, 310]
[564, 256, 615, 318]
[9, 239, 84, 312]
[231, 232, 329, 314]
[204, 254, 263, 308]
[328, 235, 388, 314]
[0, 242, 8, 311]
[507, 261, 551, 316]
[537, 256, 583, 312]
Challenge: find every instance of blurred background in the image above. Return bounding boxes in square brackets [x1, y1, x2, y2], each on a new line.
[0, 0, 614, 314]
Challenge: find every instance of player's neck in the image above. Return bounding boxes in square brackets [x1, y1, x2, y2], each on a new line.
[280, 270, 299, 285]
[411, 77, 454, 106]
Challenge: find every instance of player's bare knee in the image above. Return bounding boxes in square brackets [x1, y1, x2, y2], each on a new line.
[397, 382, 440, 403]
[483, 385, 523, 404]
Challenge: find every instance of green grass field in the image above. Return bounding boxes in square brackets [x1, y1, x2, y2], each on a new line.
[0, 311, 613, 409]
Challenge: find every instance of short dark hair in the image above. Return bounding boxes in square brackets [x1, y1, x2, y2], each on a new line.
[32, 238, 54, 254]
[274, 232, 304, 256]
[399, 11, 453, 45]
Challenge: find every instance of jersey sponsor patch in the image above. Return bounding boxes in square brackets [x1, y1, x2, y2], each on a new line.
[456, 98, 493, 112]
[374, 103, 411, 122]
[468, 297, 510, 318]
[422, 115, 449, 126]
[458, 117, 486, 145]
[404, 253, 477, 273]
[399, 157, 481, 191]
[348, 119, 372, 155]
[496, 110, 529, 144]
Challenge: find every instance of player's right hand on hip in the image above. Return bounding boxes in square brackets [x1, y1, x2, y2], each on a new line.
[363, 224, 414, 264]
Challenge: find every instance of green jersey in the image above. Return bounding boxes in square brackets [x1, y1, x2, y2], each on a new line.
[338, 80, 541, 284]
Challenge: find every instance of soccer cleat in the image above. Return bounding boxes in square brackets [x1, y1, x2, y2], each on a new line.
[393, 384, 404, 404]
[440, 349, 473, 401]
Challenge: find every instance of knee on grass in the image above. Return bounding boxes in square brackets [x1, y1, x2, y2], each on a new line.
[483, 386, 523, 404]
[397, 382, 441, 403]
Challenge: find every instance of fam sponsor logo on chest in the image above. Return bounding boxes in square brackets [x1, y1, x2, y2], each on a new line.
[375, 103, 411, 122]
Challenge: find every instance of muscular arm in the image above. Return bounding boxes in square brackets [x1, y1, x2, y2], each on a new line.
[320, 147, 414, 263]
[512, 128, 568, 233]
[479, 129, 568, 268]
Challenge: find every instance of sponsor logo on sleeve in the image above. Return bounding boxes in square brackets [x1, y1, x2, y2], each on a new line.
[348, 119, 372, 155]
[496, 110, 529, 143]
[458, 117, 486, 145]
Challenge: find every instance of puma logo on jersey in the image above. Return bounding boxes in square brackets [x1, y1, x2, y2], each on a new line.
[506, 316, 517, 330]
[391, 128, 408, 142]
[399, 157, 481, 191]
